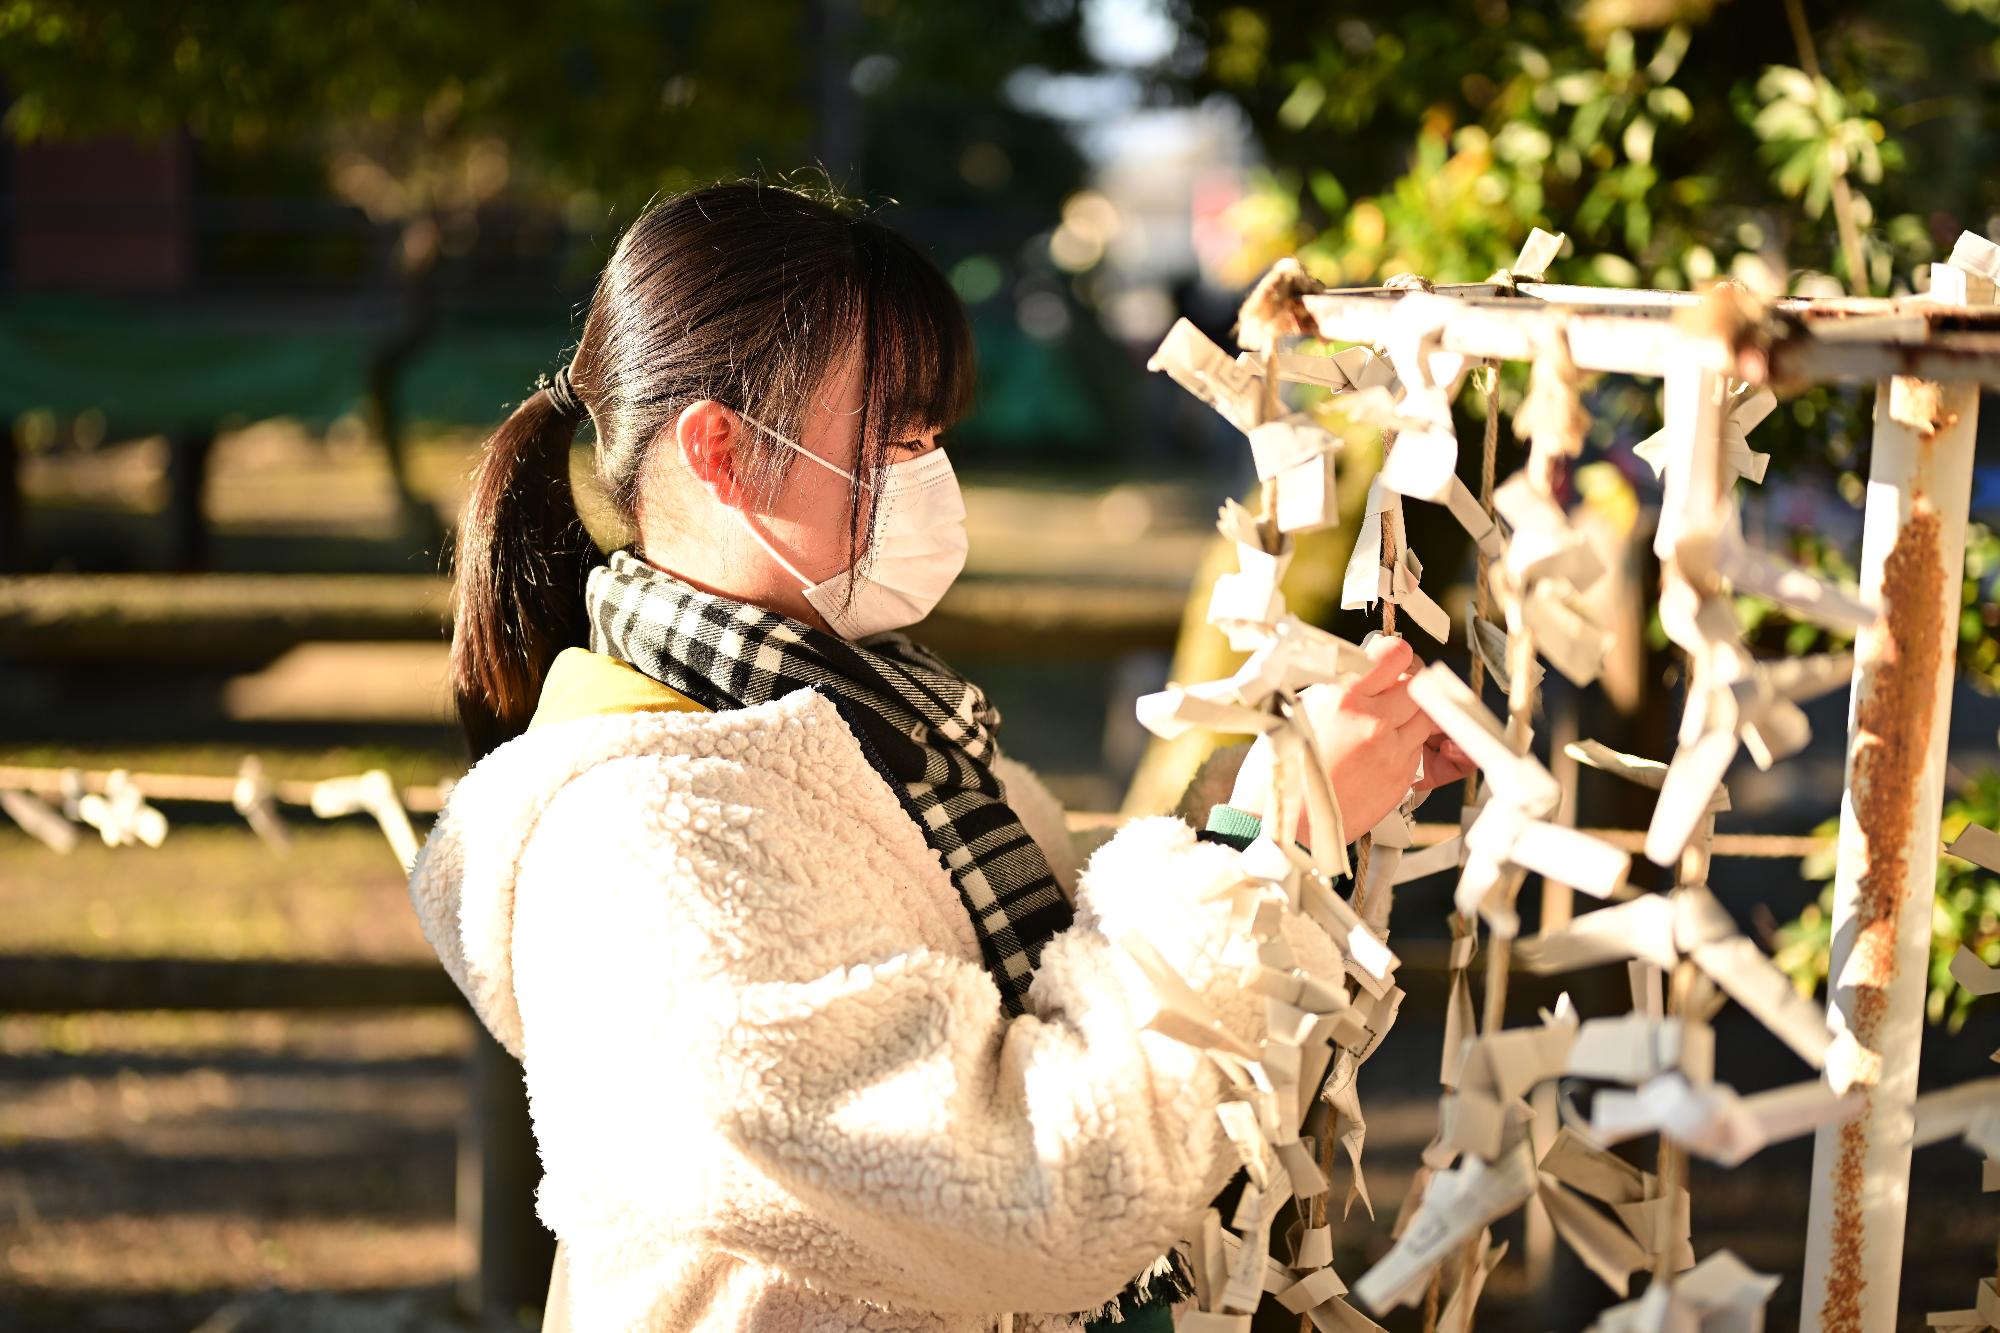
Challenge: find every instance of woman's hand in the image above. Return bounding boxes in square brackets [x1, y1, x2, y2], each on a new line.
[1415, 734, 1476, 791]
[1228, 634, 1439, 840]
[1174, 739, 1254, 825]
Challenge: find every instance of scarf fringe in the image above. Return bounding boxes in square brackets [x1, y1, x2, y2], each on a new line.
[1060, 1245, 1195, 1326]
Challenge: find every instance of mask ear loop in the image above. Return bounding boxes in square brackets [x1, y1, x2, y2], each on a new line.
[733, 506, 819, 591]
[733, 408, 863, 485]
[725, 408, 856, 592]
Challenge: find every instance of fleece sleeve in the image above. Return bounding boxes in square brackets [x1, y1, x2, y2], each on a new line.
[510, 759, 1342, 1320]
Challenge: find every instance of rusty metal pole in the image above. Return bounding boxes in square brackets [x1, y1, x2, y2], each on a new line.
[1800, 239, 1992, 1333]
[461, 1021, 556, 1320]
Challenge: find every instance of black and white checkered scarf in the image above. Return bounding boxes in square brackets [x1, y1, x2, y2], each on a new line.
[586, 547, 1075, 1016]
[586, 547, 1198, 1323]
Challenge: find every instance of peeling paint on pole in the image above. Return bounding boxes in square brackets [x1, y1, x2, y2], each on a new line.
[1801, 376, 1978, 1333]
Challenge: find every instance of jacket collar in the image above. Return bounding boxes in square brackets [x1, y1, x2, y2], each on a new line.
[528, 647, 709, 731]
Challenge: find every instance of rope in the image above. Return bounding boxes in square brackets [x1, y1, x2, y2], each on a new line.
[1259, 349, 1285, 555]
[1425, 360, 1503, 1333]
[1304, 1124, 1336, 1333]
[1464, 363, 1502, 806]
[1304, 374, 1417, 1333]
[1241, 341, 1337, 1333]
[1349, 426, 1402, 927]
[0, 763, 447, 814]
[0, 765, 1839, 859]
[1381, 437, 1402, 640]
[1653, 958, 1698, 1281]
[1462, 357, 1530, 1333]
[1407, 823, 1830, 859]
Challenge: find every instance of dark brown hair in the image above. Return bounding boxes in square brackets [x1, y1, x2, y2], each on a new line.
[449, 180, 977, 761]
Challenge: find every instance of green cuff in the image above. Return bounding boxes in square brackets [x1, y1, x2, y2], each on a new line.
[1202, 803, 1264, 850]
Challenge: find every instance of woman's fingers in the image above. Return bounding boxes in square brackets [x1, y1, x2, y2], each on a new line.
[1413, 736, 1476, 791]
[1350, 634, 1414, 696]
[1394, 708, 1440, 751]
[1355, 683, 1421, 728]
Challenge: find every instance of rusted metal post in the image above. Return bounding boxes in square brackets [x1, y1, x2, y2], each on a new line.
[165, 427, 214, 572]
[0, 422, 22, 572]
[1799, 241, 1991, 1332]
[461, 1022, 556, 1319]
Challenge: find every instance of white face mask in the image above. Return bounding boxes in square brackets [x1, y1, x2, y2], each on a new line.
[729, 414, 970, 640]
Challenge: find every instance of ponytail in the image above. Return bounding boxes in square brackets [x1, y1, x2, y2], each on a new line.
[450, 380, 597, 762]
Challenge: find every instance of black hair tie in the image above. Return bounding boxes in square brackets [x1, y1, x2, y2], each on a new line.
[541, 364, 585, 420]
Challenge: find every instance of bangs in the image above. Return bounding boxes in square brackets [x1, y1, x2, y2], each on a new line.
[850, 221, 978, 445]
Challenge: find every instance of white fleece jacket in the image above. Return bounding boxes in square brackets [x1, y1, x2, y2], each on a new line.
[408, 685, 1341, 1333]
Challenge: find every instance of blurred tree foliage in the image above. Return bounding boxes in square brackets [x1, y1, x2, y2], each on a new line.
[0, 1, 1118, 462]
[0, 0, 1091, 221]
[0, 2, 810, 244]
[1164, 0, 1998, 294]
[1776, 766, 2000, 1032]
[0, 2, 810, 508]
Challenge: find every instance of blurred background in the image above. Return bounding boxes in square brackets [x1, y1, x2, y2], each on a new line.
[6, 0, 2000, 1329]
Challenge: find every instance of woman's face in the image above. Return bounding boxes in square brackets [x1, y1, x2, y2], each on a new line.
[637, 347, 946, 634]
[754, 349, 944, 584]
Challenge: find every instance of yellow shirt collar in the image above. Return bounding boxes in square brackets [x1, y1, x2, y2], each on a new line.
[527, 647, 709, 731]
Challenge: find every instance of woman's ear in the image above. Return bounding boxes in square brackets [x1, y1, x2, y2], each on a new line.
[675, 400, 756, 508]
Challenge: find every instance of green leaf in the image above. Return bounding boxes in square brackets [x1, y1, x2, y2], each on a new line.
[1604, 28, 1635, 80]
[1646, 25, 1691, 83]
[1623, 114, 1656, 166]
[1277, 75, 1326, 131]
[1307, 167, 1348, 215]
[1647, 85, 1693, 123]
[1759, 64, 1820, 107]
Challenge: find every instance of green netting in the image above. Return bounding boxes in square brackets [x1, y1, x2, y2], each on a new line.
[0, 294, 1107, 446]
[0, 294, 576, 431]
[0, 295, 375, 428]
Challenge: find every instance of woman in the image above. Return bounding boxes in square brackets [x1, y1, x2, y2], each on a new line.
[409, 181, 1462, 1333]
